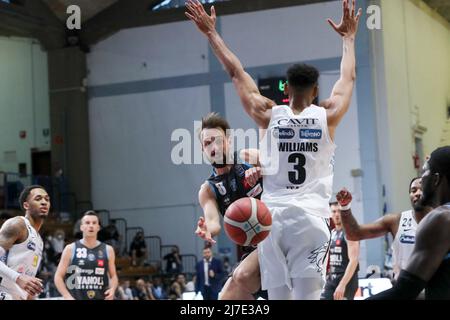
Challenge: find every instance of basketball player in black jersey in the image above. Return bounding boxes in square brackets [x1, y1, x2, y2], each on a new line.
[320, 202, 359, 300]
[54, 211, 118, 300]
[196, 112, 264, 300]
[368, 146, 450, 299]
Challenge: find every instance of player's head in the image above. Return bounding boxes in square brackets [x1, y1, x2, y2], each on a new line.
[409, 177, 422, 210]
[200, 112, 231, 168]
[202, 246, 212, 260]
[80, 210, 101, 238]
[329, 201, 341, 227]
[419, 146, 450, 208]
[19, 185, 50, 219]
[285, 64, 319, 104]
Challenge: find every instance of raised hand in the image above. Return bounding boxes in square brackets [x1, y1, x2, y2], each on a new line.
[327, 0, 362, 38]
[185, 0, 217, 35]
[336, 188, 352, 207]
[195, 216, 216, 244]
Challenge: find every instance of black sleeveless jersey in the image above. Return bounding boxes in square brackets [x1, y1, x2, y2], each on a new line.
[65, 240, 110, 300]
[329, 229, 359, 275]
[207, 153, 263, 217]
[426, 253, 450, 299]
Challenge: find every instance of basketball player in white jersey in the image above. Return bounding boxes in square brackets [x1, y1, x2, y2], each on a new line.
[337, 177, 431, 278]
[186, 0, 362, 299]
[0, 185, 49, 300]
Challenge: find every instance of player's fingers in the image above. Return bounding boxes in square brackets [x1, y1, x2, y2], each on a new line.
[185, 12, 196, 21]
[211, 5, 216, 19]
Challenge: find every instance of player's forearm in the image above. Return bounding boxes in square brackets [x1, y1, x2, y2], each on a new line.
[340, 37, 356, 82]
[340, 210, 363, 240]
[110, 275, 119, 292]
[207, 30, 244, 79]
[339, 259, 358, 288]
[54, 274, 73, 299]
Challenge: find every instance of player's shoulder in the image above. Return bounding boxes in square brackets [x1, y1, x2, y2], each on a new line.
[0, 216, 26, 234]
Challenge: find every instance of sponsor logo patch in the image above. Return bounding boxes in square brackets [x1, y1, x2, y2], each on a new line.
[299, 129, 322, 139]
[95, 268, 105, 275]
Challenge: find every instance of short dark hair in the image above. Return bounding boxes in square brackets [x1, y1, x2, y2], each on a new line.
[329, 201, 338, 207]
[81, 210, 100, 225]
[429, 146, 450, 186]
[409, 177, 421, 192]
[286, 63, 319, 91]
[200, 112, 230, 139]
[18, 185, 46, 211]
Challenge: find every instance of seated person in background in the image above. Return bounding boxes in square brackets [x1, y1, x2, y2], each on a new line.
[129, 232, 147, 266]
[163, 247, 183, 274]
[151, 276, 167, 300]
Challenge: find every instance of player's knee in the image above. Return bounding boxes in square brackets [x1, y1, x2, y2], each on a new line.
[232, 266, 252, 287]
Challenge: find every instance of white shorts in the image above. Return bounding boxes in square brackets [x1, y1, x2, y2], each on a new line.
[258, 204, 331, 290]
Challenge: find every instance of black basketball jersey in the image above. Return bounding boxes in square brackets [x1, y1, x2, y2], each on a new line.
[65, 240, 110, 300]
[207, 152, 263, 217]
[329, 229, 359, 275]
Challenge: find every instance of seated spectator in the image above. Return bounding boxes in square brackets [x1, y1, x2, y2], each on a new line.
[185, 275, 196, 292]
[103, 220, 121, 255]
[133, 278, 154, 300]
[151, 276, 167, 300]
[50, 229, 65, 262]
[169, 273, 187, 300]
[130, 232, 147, 267]
[163, 247, 183, 274]
[117, 280, 134, 300]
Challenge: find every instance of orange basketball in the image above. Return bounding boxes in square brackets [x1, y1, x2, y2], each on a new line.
[224, 197, 272, 246]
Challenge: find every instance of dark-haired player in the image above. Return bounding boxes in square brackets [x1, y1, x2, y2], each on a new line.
[54, 211, 118, 300]
[369, 146, 450, 300]
[187, 0, 361, 299]
[0, 185, 49, 300]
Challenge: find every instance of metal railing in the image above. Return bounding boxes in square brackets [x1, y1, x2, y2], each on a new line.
[181, 254, 197, 276]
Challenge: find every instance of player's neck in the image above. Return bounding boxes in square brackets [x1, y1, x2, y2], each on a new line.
[82, 237, 99, 248]
[334, 224, 343, 231]
[25, 213, 44, 232]
[413, 207, 431, 223]
[289, 95, 310, 114]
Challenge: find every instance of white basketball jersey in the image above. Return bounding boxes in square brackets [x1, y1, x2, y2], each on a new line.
[391, 210, 417, 277]
[260, 105, 336, 218]
[0, 217, 43, 300]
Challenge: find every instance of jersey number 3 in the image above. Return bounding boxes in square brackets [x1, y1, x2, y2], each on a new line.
[288, 153, 306, 185]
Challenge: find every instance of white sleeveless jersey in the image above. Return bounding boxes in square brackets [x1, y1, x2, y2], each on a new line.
[260, 105, 336, 218]
[0, 217, 43, 300]
[391, 210, 417, 276]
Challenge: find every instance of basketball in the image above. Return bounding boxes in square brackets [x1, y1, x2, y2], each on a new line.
[224, 197, 272, 246]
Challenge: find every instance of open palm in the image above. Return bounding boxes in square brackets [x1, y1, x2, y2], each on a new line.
[328, 0, 362, 37]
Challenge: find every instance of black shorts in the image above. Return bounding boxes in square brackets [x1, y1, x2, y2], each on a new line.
[320, 273, 359, 300]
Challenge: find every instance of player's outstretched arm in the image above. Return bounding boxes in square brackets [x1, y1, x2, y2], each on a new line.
[197, 183, 221, 244]
[324, 0, 362, 137]
[337, 188, 399, 240]
[54, 244, 75, 300]
[185, 0, 275, 128]
[0, 218, 43, 297]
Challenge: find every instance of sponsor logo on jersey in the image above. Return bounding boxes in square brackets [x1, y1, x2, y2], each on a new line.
[78, 259, 85, 266]
[399, 234, 415, 244]
[335, 239, 341, 246]
[300, 129, 322, 139]
[277, 118, 319, 127]
[27, 241, 36, 251]
[95, 268, 105, 275]
[88, 253, 96, 262]
[32, 255, 39, 267]
[273, 128, 295, 139]
[98, 250, 104, 259]
[97, 260, 104, 267]
[87, 290, 96, 299]
[215, 182, 227, 196]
